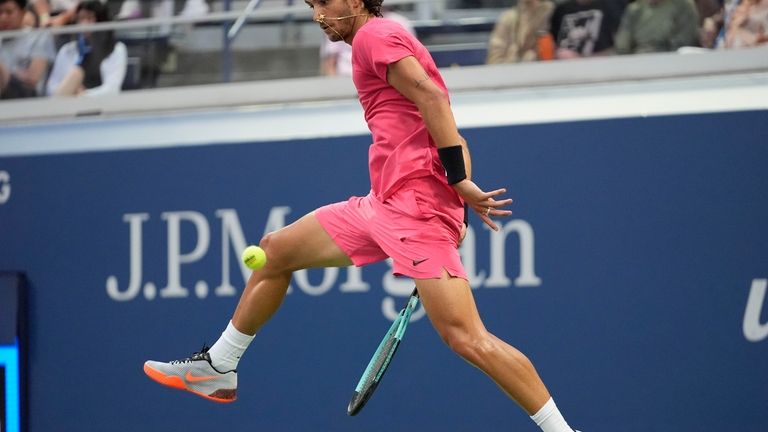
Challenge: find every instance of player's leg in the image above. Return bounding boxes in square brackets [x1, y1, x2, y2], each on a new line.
[206, 210, 353, 372]
[144, 211, 353, 402]
[415, 272, 549, 412]
[415, 272, 574, 431]
[231, 211, 353, 334]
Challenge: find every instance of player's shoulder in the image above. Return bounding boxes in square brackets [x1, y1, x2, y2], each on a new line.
[357, 17, 411, 40]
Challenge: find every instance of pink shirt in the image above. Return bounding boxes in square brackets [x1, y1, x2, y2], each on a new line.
[352, 18, 449, 201]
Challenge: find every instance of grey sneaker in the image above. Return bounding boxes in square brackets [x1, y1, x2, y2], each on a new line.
[144, 346, 237, 403]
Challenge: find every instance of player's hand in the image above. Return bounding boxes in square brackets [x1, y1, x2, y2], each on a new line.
[458, 222, 467, 246]
[452, 180, 513, 231]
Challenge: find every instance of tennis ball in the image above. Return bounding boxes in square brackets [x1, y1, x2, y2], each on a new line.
[241, 245, 267, 270]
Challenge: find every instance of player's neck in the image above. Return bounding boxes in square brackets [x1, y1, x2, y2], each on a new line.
[345, 13, 374, 44]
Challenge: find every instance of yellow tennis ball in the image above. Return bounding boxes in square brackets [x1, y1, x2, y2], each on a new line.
[241, 245, 267, 270]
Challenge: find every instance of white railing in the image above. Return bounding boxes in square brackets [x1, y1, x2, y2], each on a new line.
[0, 0, 441, 41]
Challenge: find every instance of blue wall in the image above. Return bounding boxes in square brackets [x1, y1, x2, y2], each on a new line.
[0, 110, 767, 431]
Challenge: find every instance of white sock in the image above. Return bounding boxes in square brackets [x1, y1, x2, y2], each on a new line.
[530, 398, 573, 432]
[207, 321, 255, 372]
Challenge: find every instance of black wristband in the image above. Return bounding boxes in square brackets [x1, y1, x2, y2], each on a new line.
[438, 145, 467, 185]
[464, 203, 469, 227]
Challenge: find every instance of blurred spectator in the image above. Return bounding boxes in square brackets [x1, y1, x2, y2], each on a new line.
[698, 0, 725, 48]
[115, 0, 209, 89]
[22, 1, 40, 27]
[31, 0, 77, 26]
[320, 8, 415, 76]
[452, 0, 509, 7]
[46, 0, 126, 97]
[487, 0, 555, 63]
[695, 0, 723, 22]
[614, 0, 701, 54]
[550, 0, 628, 59]
[0, 0, 55, 99]
[116, 0, 209, 20]
[724, 0, 768, 48]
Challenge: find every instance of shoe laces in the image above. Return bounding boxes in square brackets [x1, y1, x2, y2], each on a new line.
[170, 344, 211, 365]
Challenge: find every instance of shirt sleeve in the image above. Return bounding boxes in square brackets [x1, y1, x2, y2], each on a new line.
[46, 42, 75, 96]
[30, 32, 56, 62]
[84, 42, 127, 97]
[355, 27, 415, 82]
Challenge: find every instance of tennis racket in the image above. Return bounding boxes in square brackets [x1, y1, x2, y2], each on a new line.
[347, 287, 420, 416]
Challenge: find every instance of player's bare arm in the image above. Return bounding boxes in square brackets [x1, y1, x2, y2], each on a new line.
[387, 56, 513, 231]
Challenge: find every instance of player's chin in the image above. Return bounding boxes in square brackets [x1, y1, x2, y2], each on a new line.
[322, 28, 340, 41]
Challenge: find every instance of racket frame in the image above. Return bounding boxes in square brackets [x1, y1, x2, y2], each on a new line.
[347, 287, 419, 416]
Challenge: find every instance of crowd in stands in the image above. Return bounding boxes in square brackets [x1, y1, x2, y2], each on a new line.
[45, 0, 126, 96]
[484, 0, 768, 65]
[0, 0, 209, 100]
[321, 0, 768, 76]
[1, 0, 767, 99]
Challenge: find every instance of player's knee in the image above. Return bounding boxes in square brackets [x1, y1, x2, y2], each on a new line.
[257, 233, 290, 274]
[441, 328, 499, 366]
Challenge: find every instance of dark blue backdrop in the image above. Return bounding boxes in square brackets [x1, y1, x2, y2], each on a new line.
[0, 110, 767, 431]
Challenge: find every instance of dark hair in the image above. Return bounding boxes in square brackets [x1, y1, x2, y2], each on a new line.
[76, 0, 117, 89]
[1, 0, 28, 10]
[363, 0, 383, 17]
[76, 0, 110, 22]
[24, 3, 39, 27]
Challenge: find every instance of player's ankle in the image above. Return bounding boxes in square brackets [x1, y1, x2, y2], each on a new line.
[208, 321, 255, 371]
[530, 398, 573, 432]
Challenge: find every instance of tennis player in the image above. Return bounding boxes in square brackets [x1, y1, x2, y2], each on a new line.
[144, 1, 575, 430]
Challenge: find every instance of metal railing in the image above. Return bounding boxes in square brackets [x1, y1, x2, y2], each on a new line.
[0, 0, 448, 40]
[0, 0, 460, 84]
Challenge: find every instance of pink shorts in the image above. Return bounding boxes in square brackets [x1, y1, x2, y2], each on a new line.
[316, 176, 467, 280]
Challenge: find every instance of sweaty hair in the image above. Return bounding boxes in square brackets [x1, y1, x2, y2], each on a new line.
[363, 0, 383, 17]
